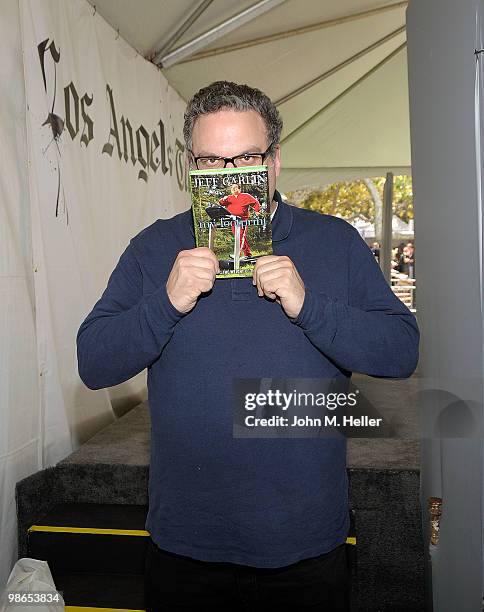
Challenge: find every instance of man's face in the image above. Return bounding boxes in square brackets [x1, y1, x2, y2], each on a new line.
[231, 184, 241, 195]
[191, 109, 281, 204]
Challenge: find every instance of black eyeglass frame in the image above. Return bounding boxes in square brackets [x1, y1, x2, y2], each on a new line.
[189, 142, 275, 170]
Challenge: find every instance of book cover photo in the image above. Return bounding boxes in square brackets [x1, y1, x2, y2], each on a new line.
[189, 165, 272, 279]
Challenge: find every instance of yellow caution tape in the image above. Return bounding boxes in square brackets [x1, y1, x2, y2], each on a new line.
[28, 525, 149, 536]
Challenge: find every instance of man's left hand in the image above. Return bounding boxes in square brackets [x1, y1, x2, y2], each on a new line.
[252, 255, 305, 319]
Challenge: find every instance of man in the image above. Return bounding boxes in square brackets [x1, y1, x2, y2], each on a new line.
[399, 242, 415, 278]
[371, 241, 380, 263]
[77, 81, 419, 611]
[219, 183, 261, 257]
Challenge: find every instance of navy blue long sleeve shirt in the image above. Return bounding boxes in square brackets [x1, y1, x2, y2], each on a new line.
[77, 192, 419, 567]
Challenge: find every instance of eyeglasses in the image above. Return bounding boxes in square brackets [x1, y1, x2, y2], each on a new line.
[190, 143, 274, 170]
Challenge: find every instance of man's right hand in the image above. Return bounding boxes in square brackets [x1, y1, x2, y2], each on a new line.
[166, 247, 219, 314]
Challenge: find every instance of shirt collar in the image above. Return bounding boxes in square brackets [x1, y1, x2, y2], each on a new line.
[271, 190, 293, 242]
[188, 188, 292, 242]
[270, 202, 278, 221]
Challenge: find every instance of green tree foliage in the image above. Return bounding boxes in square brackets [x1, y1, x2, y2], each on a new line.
[287, 175, 413, 223]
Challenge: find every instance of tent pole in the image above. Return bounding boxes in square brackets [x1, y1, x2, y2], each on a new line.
[150, 0, 214, 62]
[182, 1, 408, 63]
[382, 172, 394, 283]
[280, 42, 406, 145]
[156, 0, 286, 68]
[275, 26, 405, 106]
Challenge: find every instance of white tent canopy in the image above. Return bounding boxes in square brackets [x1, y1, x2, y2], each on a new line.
[86, 0, 411, 191]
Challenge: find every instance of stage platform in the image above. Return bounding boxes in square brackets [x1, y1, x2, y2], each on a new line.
[16, 374, 424, 611]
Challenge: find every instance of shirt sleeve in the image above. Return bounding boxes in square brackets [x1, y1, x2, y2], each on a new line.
[76, 241, 184, 390]
[292, 228, 420, 378]
[250, 196, 261, 212]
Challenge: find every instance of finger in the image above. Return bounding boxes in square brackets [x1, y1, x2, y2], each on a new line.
[191, 269, 217, 282]
[259, 272, 287, 299]
[253, 255, 282, 285]
[256, 255, 293, 271]
[179, 257, 218, 273]
[258, 266, 290, 288]
[253, 257, 293, 286]
[179, 249, 219, 273]
[256, 260, 293, 278]
[258, 269, 289, 284]
[190, 272, 217, 293]
[255, 255, 280, 264]
[183, 247, 219, 268]
[253, 255, 280, 273]
[190, 246, 219, 263]
[254, 257, 294, 295]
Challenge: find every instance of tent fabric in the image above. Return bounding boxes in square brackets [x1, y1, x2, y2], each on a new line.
[19, 0, 188, 462]
[0, 0, 41, 589]
[87, 0, 411, 189]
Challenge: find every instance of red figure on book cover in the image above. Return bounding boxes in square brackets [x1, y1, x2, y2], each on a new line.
[219, 183, 261, 257]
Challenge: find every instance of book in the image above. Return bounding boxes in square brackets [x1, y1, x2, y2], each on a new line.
[189, 165, 272, 278]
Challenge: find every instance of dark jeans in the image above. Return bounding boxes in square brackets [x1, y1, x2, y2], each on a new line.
[144, 538, 351, 611]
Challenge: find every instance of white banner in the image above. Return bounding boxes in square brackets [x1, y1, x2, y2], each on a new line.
[0, 0, 41, 589]
[20, 0, 189, 465]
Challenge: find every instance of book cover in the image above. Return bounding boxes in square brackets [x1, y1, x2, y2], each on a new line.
[189, 165, 272, 278]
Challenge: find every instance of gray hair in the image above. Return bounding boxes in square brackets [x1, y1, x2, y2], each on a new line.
[183, 81, 283, 155]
